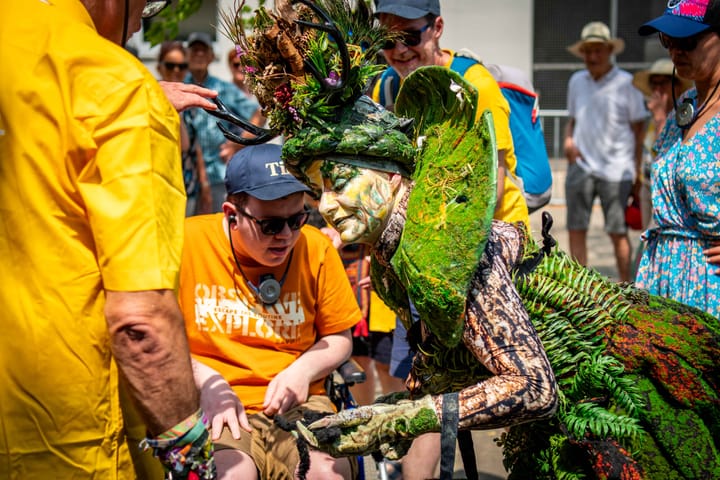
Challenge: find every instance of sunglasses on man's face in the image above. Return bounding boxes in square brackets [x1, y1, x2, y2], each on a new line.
[237, 208, 310, 236]
[382, 22, 433, 50]
[143, 0, 171, 19]
[163, 61, 188, 71]
[658, 32, 705, 51]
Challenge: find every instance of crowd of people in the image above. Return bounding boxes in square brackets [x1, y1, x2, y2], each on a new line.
[2, 0, 720, 478]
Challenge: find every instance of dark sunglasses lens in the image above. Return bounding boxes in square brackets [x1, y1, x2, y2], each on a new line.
[259, 212, 308, 235]
[382, 39, 396, 50]
[659, 33, 697, 51]
[288, 212, 309, 230]
[164, 62, 188, 70]
[402, 32, 423, 47]
[260, 219, 286, 236]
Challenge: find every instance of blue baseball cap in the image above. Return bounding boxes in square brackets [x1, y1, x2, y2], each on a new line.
[225, 144, 311, 200]
[639, 0, 720, 38]
[374, 0, 440, 19]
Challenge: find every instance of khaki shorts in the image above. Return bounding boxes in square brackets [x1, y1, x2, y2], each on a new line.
[214, 395, 357, 479]
[565, 163, 633, 234]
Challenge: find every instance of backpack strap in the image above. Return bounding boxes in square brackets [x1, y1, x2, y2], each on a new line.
[448, 53, 479, 77]
[377, 67, 402, 110]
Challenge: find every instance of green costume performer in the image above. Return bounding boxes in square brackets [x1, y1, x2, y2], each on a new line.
[208, 1, 720, 478]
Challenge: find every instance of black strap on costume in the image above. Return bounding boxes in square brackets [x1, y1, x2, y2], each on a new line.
[440, 392, 459, 480]
[457, 429, 479, 480]
[515, 211, 557, 277]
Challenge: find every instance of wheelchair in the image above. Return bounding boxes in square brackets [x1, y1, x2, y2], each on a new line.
[325, 359, 398, 480]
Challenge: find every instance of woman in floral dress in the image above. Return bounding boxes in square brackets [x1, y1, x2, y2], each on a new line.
[636, 3, 720, 318]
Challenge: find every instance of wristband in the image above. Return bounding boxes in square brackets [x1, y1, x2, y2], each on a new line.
[140, 408, 215, 479]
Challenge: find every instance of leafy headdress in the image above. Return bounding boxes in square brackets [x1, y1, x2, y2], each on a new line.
[216, 0, 498, 348]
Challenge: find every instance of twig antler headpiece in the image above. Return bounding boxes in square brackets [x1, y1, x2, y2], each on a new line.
[215, 0, 416, 195]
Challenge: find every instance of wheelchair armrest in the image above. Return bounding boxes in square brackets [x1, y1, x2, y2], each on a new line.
[337, 358, 366, 386]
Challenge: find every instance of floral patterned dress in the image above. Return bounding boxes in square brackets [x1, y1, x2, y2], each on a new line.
[635, 99, 720, 318]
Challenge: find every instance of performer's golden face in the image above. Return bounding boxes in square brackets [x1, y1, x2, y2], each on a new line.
[312, 161, 398, 244]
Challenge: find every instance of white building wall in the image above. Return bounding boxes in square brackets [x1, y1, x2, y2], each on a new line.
[439, 0, 533, 79]
[133, 0, 535, 83]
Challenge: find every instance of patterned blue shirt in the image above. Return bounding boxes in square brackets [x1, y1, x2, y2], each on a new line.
[183, 74, 259, 184]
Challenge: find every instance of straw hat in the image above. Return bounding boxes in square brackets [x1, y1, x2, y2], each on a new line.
[567, 21, 625, 58]
[632, 58, 694, 97]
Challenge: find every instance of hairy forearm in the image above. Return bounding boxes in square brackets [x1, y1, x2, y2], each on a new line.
[105, 289, 200, 435]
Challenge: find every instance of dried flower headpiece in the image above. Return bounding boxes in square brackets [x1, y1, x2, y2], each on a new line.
[213, 0, 416, 192]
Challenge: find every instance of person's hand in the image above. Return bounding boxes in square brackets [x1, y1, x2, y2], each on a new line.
[296, 395, 440, 457]
[704, 241, 720, 273]
[262, 364, 312, 416]
[321, 226, 342, 249]
[563, 137, 581, 164]
[197, 184, 213, 215]
[158, 81, 217, 112]
[200, 374, 251, 440]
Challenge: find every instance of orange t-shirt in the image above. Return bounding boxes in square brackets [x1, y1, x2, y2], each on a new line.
[179, 214, 361, 414]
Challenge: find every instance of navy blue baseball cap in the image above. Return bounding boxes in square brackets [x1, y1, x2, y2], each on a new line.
[639, 0, 720, 38]
[374, 0, 440, 19]
[225, 144, 311, 200]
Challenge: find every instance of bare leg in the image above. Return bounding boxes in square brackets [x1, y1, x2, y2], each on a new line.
[609, 232, 631, 282]
[216, 450, 259, 480]
[401, 432, 441, 480]
[349, 355, 377, 406]
[568, 229, 588, 266]
[305, 452, 353, 480]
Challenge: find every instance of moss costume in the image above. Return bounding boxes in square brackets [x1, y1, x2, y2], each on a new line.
[212, 1, 720, 478]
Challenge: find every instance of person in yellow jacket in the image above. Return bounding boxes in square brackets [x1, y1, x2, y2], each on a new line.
[371, 0, 530, 232]
[0, 0, 217, 477]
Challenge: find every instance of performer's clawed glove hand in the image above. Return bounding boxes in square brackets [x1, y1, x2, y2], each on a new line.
[295, 395, 440, 457]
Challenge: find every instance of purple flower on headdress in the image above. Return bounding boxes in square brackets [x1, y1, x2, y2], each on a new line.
[235, 45, 246, 57]
[288, 106, 301, 122]
[245, 66, 257, 74]
[325, 71, 340, 87]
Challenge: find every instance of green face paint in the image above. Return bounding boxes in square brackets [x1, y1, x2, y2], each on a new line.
[316, 162, 395, 244]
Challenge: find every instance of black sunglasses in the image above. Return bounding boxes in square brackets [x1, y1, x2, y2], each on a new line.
[143, 0, 171, 19]
[237, 208, 310, 236]
[382, 22, 432, 50]
[163, 61, 188, 71]
[658, 32, 705, 52]
[232, 62, 242, 69]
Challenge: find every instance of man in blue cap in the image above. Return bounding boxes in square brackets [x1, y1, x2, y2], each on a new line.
[177, 144, 360, 479]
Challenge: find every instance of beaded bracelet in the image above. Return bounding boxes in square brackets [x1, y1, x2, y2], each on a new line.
[140, 408, 216, 479]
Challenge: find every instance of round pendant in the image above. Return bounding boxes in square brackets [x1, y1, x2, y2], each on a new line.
[676, 99, 695, 129]
[257, 274, 282, 305]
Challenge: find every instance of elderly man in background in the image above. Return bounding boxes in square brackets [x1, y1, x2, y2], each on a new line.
[563, 21, 647, 282]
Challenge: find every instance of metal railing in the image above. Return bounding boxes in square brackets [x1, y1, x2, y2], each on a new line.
[538, 109, 569, 160]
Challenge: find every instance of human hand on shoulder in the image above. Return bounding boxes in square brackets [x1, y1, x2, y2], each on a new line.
[159, 81, 217, 112]
[321, 226, 342, 249]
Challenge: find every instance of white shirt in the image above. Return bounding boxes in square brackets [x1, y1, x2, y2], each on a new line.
[568, 66, 648, 182]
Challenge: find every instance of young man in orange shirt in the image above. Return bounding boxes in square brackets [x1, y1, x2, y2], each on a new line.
[178, 143, 360, 479]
